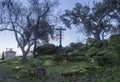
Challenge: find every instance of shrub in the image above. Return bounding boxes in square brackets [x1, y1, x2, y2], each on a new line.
[86, 46, 119, 66]
[108, 34, 120, 57]
[52, 55, 64, 61]
[70, 42, 84, 49]
[65, 46, 75, 54]
[100, 34, 120, 65]
[86, 47, 98, 57]
[65, 42, 85, 54]
[108, 34, 120, 45]
[42, 60, 54, 67]
[15, 68, 34, 79]
[68, 50, 81, 56]
[86, 38, 103, 48]
[36, 44, 56, 55]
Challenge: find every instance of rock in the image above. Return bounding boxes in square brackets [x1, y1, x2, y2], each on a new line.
[34, 68, 46, 78]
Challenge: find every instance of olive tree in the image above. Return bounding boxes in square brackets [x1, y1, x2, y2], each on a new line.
[0, 0, 58, 63]
[60, 0, 120, 41]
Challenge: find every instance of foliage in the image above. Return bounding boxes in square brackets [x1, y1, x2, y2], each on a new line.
[64, 46, 75, 54]
[1, 52, 4, 60]
[68, 49, 81, 56]
[108, 34, 120, 47]
[0, 0, 58, 63]
[65, 42, 85, 54]
[0, 33, 120, 82]
[85, 34, 120, 66]
[106, 34, 120, 63]
[60, 0, 120, 40]
[70, 42, 84, 49]
[42, 60, 54, 67]
[0, 52, 120, 82]
[86, 38, 103, 48]
[36, 44, 56, 56]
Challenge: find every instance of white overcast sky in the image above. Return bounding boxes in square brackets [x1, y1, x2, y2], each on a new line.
[0, 0, 99, 56]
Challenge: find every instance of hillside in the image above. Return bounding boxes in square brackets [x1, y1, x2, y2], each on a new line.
[0, 34, 120, 82]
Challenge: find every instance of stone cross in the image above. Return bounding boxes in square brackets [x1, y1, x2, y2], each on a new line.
[56, 27, 66, 47]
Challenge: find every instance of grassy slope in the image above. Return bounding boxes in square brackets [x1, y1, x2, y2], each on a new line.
[0, 55, 120, 82]
[0, 35, 120, 82]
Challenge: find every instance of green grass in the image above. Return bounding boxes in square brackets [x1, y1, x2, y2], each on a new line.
[0, 55, 120, 82]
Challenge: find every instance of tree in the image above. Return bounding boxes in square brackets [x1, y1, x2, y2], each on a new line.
[26, 0, 57, 58]
[1, 52, 4, 60]
[93, 0, 120, 36]
[0, 0, 58, 63]
[60, 0, 118, 41]
[106, 0, 120, 34]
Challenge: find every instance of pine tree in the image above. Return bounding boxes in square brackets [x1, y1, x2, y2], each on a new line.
[1, 52, 4, 60]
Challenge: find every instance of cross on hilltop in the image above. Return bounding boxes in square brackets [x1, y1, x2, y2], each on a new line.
[56, 27, 66, 47]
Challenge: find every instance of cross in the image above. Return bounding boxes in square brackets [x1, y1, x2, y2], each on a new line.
[56, 27, 66, 47]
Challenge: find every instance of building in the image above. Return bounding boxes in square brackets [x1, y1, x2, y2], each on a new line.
[3, 48, 16, 60]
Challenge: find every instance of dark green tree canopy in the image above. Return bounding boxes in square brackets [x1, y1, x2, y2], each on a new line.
[61, 0, 120, 40]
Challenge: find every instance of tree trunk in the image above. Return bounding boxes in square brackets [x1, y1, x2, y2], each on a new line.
[102, 32, 105, 46]
[1, 52, 4, 60]
[94, 33, 101, 41]
[33, 39, 37, 58]
[22, 51, 27, 64]
[102, 32, 107, 48]
[101, 32, 108, 57]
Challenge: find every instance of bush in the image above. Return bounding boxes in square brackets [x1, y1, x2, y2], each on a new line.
[108, 34, 120, 57]
[68, 50, 81, 56]
[86, 38, 103, 48]
[86, 47, 99, 57]
[67, 49, 86, 62]
[36, 44, 56, 55]
[100, 34, 120, 65]
[68, 57, 87, 62]
[70, 42, 84, 49]
[52, 55, 64, 61]
[86, 46, 119, 66]
[15, 68, 34, 79]
[42, 60, 54, 67]
[65, 42, 85, 54]
[64, 46, 75, 54]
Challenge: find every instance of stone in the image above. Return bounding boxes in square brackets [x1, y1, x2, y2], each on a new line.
[34, 68, 46, 78]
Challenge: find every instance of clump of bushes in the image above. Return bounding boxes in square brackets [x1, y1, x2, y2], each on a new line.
[86, 38, 103, 48]
[36, 44, 56, 55]
[42, 60, 54, 67]
[15, 67, 34, 79]
[65, 42, 85, 54]
[86, 34, 120, 66]
[106, 34, 120, 65]
[67, 50, 81, 56]
[108, 34, 120, 57]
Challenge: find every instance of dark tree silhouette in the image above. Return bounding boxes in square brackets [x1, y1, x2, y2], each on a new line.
[1, 52, 4, 60]
[60, 0, 120, 40]
[0, 0, 58, 64]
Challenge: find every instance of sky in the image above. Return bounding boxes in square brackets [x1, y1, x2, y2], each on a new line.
[0, 0, 98, 56]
